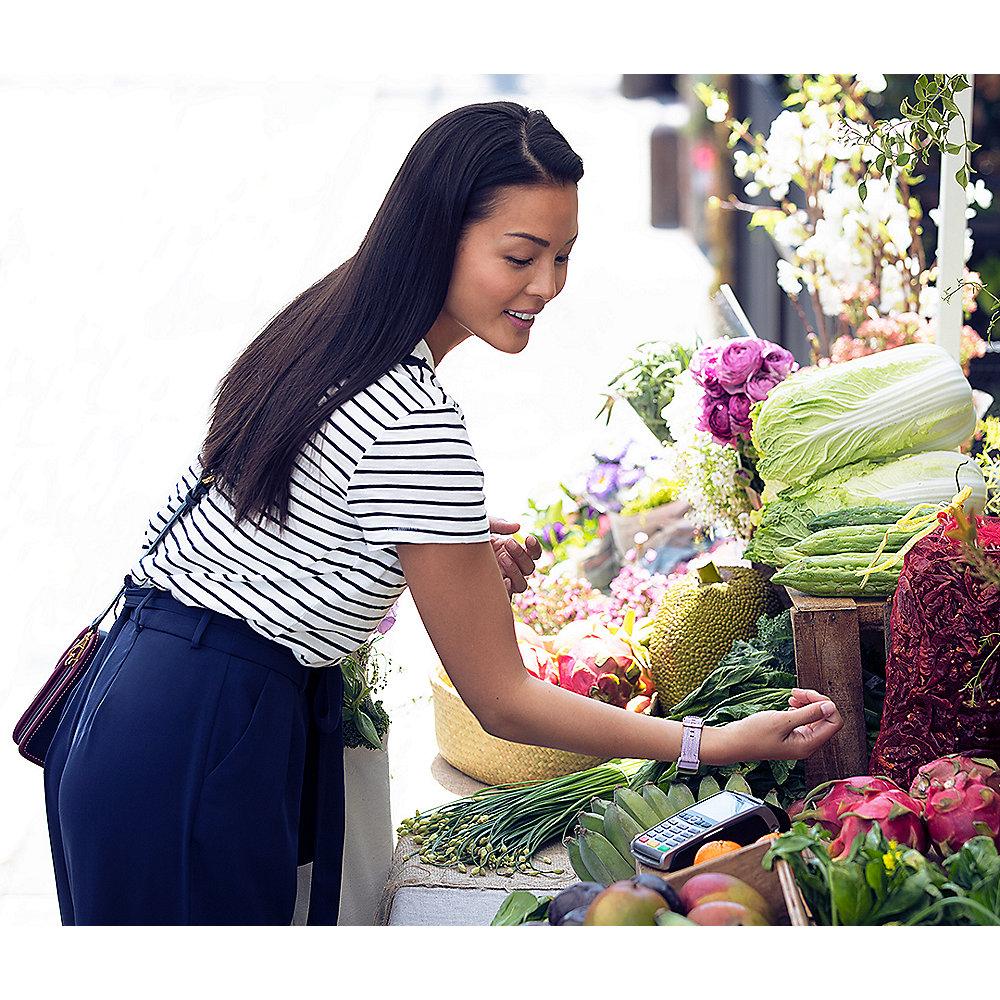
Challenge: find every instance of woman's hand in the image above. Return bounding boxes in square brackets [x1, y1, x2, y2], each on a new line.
[488, 517, 542, 595]
[704, 688, 844, 765]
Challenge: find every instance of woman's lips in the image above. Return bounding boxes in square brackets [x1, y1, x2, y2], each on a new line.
[503, 309, 535, 331]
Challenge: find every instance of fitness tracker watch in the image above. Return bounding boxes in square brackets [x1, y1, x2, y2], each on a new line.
[677, 715, 704, 776]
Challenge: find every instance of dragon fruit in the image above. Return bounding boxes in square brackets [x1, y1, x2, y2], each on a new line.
[798, 776, 900, 836]
[829, 787, 927, 858]
[514, 621, 559, 685]
[555, 622, 641, 709]
[909, 755, 1000, 854]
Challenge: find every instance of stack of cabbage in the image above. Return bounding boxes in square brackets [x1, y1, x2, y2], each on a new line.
[744, 343, 985, 597]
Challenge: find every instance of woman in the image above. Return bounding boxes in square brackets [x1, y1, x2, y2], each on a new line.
[43, 101, 843, 926]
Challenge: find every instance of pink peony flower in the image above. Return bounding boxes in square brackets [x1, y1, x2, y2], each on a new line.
[759, 342, 797, 379]
[745, 371, 780, 402]
[689, 343, 725, 395]
[727, 393, 753, 430]
[717, 338, 767, 389]
[705, 399, 733, 442]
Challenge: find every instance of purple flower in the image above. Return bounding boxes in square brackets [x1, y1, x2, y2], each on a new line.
[706, 400, 733, 442]
[727, 393, 752, 429]
[586, 462, 620, 502]
[689, 343, 725, 395]
[377, 601, 398, 634]
[745, 371, 780, 402]
[593, 438, 632, 464]
[543, 521, 568, 545]
[616, 466, 645, 490]
[759, 342, 797, 379]
[718, 338, 767, 390]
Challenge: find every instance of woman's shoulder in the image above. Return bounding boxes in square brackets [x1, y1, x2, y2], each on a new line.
[321, 357, 471, 460]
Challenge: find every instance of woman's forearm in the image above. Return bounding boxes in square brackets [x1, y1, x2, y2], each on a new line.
[487, 673, 732, 765]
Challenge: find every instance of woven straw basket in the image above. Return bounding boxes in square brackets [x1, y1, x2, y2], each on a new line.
[430, 664, 606, 785]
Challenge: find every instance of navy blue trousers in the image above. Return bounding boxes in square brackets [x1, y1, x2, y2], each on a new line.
[43, 580, 345, 925]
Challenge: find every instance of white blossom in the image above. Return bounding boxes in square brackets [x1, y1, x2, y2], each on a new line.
[706, 97, 729, 123]
[919, 283, 940, 322]
[967, 179, 993, 210]
[773, 209, 809, 250]
[856, 73, 887, 94]
[879, 264, 906, 315]
[776, 259, 802, 296]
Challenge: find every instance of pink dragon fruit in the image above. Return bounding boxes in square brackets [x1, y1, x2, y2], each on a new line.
[829, 788, 928, 858]
[514, 621, 559, 685]
[798, 776, 900, 836]
[909, 755, 1000, 854]
[555, 623, 640, 709]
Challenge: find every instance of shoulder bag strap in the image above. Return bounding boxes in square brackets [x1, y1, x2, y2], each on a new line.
[89, 471, 216, 630]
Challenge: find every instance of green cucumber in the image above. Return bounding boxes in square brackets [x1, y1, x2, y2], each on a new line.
[772, 553, 901, 597]
[807, 503, 917, 531]
[793, 523, 919, 557]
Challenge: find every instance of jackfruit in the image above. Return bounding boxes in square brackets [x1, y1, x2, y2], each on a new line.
[647, 562, 781, 711]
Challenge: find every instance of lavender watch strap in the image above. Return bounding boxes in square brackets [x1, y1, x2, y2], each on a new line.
[678, 715, 704, 774]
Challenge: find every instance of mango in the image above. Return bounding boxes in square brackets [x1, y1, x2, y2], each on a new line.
[687, 901, 769, 926]
[677, 871, 771, 921]
[584, 880, 664, 925]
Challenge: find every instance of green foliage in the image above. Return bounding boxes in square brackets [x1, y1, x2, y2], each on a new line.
[341, 639, 392, 750]
[976, 417, 1000, 516]
[617, 477, 680, 516]
[491, 890, 553, 926]
[598, 341, 692, 445]
[765, 823, 1000, 925]
[656, 610, 806, 804]
[848, 74, 978, 199]
[522, 487, 603, 564]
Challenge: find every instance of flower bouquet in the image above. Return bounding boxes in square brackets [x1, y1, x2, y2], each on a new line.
[661, 336, 797, 542]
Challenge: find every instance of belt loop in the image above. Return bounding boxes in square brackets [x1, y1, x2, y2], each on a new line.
[190, 609, 213, 649]
[133, 589, 157, 632]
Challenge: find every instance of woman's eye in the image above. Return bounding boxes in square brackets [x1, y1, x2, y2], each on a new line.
[557, 255, 571, 265]
[506, 256, 532, 267]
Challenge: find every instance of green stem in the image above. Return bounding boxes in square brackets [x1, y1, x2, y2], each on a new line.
[697, 561, 724, 585]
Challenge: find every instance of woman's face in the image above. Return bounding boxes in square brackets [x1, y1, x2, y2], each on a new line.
[434, 183, 579, 356]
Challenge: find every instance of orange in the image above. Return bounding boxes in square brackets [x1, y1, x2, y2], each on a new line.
[755, 832, 780, 844]
[693, 840, 743, 864]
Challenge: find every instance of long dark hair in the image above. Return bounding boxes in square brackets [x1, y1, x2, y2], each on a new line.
[200, 101, 583, 529]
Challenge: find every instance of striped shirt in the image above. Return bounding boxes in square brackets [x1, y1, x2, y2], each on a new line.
[127, 338, 492, 668]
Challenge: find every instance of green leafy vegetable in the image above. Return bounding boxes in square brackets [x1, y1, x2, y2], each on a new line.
[490, 890, 553, 926]
[751, 343, 976, 485]
[764, 823, 1000, 925]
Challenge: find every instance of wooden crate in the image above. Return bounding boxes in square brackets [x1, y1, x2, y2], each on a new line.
[640, 840, 811, 925]
[785, 589, 890, 786]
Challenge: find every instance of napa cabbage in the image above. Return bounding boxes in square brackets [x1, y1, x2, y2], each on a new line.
[751, 343, 977, 486]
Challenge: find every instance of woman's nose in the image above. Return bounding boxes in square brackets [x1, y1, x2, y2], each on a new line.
[525, 265, 558, 302]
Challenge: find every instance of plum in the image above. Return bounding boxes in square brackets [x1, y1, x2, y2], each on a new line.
[557, 905, 590, 926]
[548, 882, 605, 925]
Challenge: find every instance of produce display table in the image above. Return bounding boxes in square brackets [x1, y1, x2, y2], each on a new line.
[785, 589, 890, 786]
[380, 756, 576, 925]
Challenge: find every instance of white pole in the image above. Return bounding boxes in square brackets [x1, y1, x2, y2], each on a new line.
[935, 75, 975, 362]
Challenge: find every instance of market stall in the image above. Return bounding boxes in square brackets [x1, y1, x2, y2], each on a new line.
[384, 73, 1000, 928]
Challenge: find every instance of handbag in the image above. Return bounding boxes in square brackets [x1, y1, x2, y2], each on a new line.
[12, 472, 214, 766]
